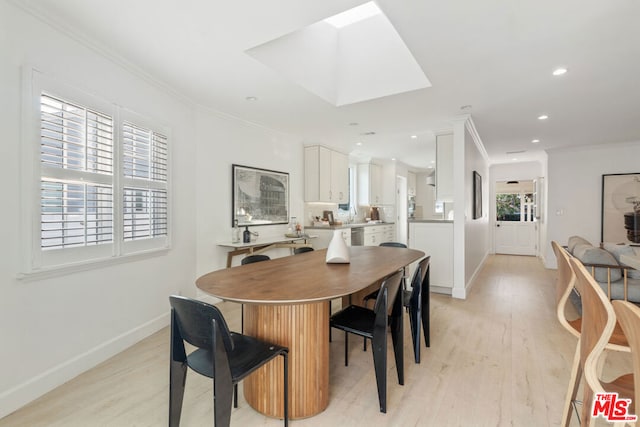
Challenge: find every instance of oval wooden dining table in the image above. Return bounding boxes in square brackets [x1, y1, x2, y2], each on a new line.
[196, 245, 425, 420]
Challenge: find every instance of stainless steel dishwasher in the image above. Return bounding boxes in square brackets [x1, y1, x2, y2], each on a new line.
[351, 226, 364, 246]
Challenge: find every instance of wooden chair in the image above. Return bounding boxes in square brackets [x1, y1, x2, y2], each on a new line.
[169, 295, 289, 427]
[551, 241, 630, 426]
[612, 300, 640, 424]
[569, 258, 633, 427]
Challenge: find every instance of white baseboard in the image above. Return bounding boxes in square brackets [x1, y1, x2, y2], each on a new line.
[0, 311, 170, 419]
[461, 251, 490, 298]
[431, 285, 452, 295]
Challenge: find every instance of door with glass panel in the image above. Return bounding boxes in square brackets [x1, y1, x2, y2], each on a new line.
[494, 181, 537, 255]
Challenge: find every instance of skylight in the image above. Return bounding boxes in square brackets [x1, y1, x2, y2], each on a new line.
[324, 2, 382, 28]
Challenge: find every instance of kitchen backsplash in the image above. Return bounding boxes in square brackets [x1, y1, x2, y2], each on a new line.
[304, 203, 395, 225]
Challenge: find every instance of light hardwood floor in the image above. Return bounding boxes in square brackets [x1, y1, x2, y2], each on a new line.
[0, 255, 632, 426]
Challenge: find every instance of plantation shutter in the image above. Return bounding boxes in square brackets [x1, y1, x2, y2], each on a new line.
[40, 93, 114, 250]
[122, 122, 168, 241]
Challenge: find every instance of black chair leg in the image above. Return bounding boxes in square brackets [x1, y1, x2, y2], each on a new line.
[409, 305, 421, 363]
[282, 352, 289, 427]
[213, 378, 233, 427]
[390, 313, 404, 386]
[169, 360, 187, 427]
[422, 273, 430, 347]
[344, 331, 349, 366]
[371, 331, 387, 413]
[234, 384, 238, 408]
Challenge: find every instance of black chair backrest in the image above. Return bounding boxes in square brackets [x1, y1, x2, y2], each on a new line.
[169, 295, 234, 352]
[294, 247, 314, 254]
[419, 256, 431, 288]
[408, 257, 429, 305]
[379, 242, 408, 248]
[241, 254, 270, 265]
[373, 270, 404, 316]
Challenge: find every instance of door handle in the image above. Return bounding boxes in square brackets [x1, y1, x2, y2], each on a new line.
[496, 224, 501, 227]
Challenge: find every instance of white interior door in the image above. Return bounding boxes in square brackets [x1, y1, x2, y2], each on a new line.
[495, 221, 537, 255]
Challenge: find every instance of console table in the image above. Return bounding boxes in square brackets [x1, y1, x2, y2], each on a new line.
[217, 235, 315, 267]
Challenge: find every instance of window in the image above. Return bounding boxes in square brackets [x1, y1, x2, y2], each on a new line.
[40, 93, 115, 250]
[24, 71, 170, 275]
[496, 192, 534, 222]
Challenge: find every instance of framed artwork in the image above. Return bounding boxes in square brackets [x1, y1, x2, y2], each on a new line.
[232, 164, 289, 227]
[601, 173, 640, 244]
[473, 171, 482, 219]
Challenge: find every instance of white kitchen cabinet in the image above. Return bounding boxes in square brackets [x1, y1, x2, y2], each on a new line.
[364, 224, 395, 246]
[311, 228, 351, 249]
[357, 162, 383, 206]
[436, 133, 454, 202]
[305, 146, 349, 203]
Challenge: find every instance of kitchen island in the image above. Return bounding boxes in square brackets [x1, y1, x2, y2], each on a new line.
[409, 219, 453, 293]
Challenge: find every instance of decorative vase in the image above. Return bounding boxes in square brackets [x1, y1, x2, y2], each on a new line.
[326, 229, 350, 264]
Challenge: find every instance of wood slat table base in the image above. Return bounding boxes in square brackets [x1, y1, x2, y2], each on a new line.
[244, 301, 330, 419]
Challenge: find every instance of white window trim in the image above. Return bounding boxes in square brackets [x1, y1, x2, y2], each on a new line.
[19, 68, 171, 280]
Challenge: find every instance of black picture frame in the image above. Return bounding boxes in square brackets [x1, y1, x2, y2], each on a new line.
[232, 164, 289, 227]
[601, 173, 640, 244]
[473, 171, 482, 219]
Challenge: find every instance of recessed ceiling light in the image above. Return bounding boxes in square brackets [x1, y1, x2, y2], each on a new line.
[356, 142, 363, 146]
[538, 114, 549, 120]
[411, 135, 417, 139]
[512, 158, 518, 161]
[552, 67, 568, 76]
[349, 122, 359, 126]
[324, 2, 382, 28]
[531, 139, 540, 143]
[391, 158, 396, 161]
[360, 131, 376, 136]
[245, 96, 258, 101]
[430, 160, 435, 164]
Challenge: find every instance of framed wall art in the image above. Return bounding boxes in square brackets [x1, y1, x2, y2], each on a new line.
[232, 164, 289, 227]
[473, 170, 482, 219]
[601, 173, 640, 244]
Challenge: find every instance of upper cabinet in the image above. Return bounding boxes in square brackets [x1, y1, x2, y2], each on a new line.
[436, 133, 454, 202]
[357, 162, 383, 206]
[304, 145, 348, 203]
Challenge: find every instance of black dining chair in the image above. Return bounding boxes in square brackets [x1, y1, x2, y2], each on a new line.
[406, 256, 430, 363]
[241, 254, 271, 264]
[361, 243, 407, 351]
[329, 270, 404, 413]
[293, 246, 314, 254]
[363, 243, 408, 305]
[169, 295, 289, 427]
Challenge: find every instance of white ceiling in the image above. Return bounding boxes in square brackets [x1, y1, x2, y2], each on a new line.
[17, 0, 640, 169]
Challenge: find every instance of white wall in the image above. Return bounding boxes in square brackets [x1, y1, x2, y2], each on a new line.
[545, 141, 640, 268]
[194, 108, 304, 276]
[0, 2, 197, 417]
[463, 127, 490, 286]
